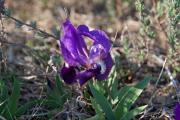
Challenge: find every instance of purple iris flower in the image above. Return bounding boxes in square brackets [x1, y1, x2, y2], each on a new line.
[59, 19, 113, 86]
[175, 103, 180, 120]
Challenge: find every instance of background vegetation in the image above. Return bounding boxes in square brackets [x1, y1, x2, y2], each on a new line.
[0, 0, 179, 119]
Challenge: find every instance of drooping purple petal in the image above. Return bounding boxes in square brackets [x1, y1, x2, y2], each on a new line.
[60, 65, 77, 84]
[175, 103, 180, 120]
[60, 20, 88, 66]
[95, 53, 113, 80]
[77, 65, 101, 86]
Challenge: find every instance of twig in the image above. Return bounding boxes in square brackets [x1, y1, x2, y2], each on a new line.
[2, 12, 58, 40]
[149, 57, 167, 104]
[140, 57, 167, 119]
[152, 55, 180, 102]
[165, 67, 180, 102]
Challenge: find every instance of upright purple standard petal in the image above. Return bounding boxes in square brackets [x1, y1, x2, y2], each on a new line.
[175, 103, 180, 120]
[60, 20, 88, 66]
[77, 25, 89, 33]
[61, 43, 77, 65]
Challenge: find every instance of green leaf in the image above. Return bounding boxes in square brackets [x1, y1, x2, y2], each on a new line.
[106, 67, 118, 100]
[15, 21, 23, 28]
[25, 40, 34, 47]
[30, 21, 37, 29]
[121, 105, 147, 120]
[114, 77, 150, 120]
[114, 86, 140, 119]
[46, 76, 69, 109]
[0, 80, 8, 115]
[36, 32, 48, 38]
[93, 81, 106, 95]
[3, 8, 11, 16]
[51, 26, 60, 39]
[55, 75, 64, 93]
[89, 84, 116, 120]
[8, 79, 20, 116]
[90, 97, 102, 114]
[0, 80, 8, 103]
[135, 77, 151, 89]
[110, 70, 118, 99]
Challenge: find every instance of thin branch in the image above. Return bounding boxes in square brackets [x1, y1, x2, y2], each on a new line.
[2, 12, 58, 40]
[149, 57, 167, 103]
[140, 57, 167, 119]
[152, 55, 180, 102]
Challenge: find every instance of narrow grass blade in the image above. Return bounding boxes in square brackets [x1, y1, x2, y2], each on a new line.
[121, 105, 147, 120]
[89, 84, 116, 120]
[8, 79, 20, 116]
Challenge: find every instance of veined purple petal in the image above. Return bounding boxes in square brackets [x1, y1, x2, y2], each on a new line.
[77, 24, 113, 80]
[77, 25, 111, 54]
[95, 53, 113, 80]
[175, 103, 180, 120]
[89, 44, 106, 63]
[60, 65, 77, 84]
[90, 30, 111, 53]
[77, 65, 101, 86]
[61, 43, 77, 65]
[60, 20, 88, 66]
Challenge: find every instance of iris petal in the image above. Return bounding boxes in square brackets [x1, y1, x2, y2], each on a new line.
[77, 65, 101, 86]
[61, 43, 77, 65]
[89, 44, 106, 63]
[95, 53, 113, 80]
[175, 103, 180, 120]
[90, 30, 111, 53]
[60, 65, 77, 84]
[77, 25, 111, 55]
[77, 25, 89, 33]
[60, 20, 88, 66]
